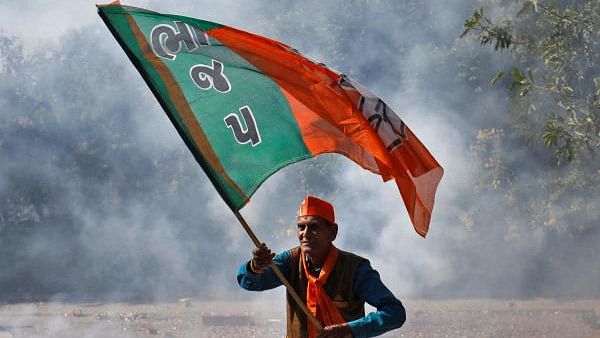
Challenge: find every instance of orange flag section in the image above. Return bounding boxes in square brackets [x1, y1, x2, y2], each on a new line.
[209, 27, 443, 237]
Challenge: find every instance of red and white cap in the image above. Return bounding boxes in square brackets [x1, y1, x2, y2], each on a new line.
[298, 195, 335, 224]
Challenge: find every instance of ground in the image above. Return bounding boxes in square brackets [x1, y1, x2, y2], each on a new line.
[0, 298, 598, 337]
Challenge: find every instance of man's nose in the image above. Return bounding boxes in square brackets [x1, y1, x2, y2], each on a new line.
[302, 227, 312, 239]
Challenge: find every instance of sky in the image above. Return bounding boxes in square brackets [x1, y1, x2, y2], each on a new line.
[0, 0, 597, 312]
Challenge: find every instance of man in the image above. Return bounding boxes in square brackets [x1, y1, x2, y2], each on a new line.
[237, 195, 406, 338]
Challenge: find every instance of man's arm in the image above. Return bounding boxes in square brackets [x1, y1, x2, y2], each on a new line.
[346, 260, 406, 338]
[237, 249, 291, 291]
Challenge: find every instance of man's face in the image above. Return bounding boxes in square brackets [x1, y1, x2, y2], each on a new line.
[296, 215, 337, 262]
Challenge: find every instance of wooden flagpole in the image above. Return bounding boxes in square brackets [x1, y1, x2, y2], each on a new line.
[233, 210, 323, 330]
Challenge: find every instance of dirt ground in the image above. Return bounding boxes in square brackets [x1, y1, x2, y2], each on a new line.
[0, 298, 598, 337]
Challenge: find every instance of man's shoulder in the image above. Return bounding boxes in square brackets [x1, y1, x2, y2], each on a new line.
[287, 246, 301, 263]
[288, 246, 301, 255]
[337, 248, 368, 264]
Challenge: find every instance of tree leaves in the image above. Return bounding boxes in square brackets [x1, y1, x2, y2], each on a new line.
[461, 7, 484, 38]
[461, 7, 513, 50]
[462, 0, 600, 164]
[491, 71, 506, 85]
[461, 0, 600, 236]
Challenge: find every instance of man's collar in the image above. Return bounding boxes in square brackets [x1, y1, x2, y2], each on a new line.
[305, 255, 321, 277]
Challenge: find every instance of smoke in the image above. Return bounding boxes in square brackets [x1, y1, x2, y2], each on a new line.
[0, 0, 598, 315]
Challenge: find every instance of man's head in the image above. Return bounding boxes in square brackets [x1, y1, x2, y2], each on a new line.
[296, 196, 338, 265]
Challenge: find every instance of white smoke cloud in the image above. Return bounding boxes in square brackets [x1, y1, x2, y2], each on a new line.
[0, 0, 597, 317]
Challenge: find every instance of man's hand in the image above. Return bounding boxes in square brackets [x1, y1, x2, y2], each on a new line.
[317, 323, 353, 338]
[250, 243, 274, 273]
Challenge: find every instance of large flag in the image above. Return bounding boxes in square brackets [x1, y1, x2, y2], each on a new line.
[98, 2, 443, 237]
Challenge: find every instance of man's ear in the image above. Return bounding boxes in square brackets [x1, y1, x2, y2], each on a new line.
[330, 222, 338, 242]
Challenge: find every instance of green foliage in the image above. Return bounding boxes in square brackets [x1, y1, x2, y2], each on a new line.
[462, 0, 600, 164]
[461, 7, 484, 38]
[491, 71, 506, 85]
[461, 7, 513, 50]
[461, 0, 600, 236]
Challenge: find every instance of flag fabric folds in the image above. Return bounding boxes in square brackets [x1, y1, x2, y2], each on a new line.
[97, 2, 443, 237]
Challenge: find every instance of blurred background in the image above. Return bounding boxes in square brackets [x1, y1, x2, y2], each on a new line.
[0, 0, 598, 305]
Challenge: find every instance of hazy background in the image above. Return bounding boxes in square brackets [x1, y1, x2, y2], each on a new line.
[0, 0, 597, 306]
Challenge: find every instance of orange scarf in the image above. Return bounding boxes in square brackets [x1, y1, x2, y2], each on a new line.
[301, 245, 346, 338]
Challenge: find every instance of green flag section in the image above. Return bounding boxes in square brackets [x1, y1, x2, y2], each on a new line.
[98, 3, 311, 211]
[98, 2, 444, 236]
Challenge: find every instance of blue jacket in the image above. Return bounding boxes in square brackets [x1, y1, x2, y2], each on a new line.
[237, 249, 406, 337]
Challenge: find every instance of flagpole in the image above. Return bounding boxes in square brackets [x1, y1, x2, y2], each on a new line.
[233, 210, 323, 330]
